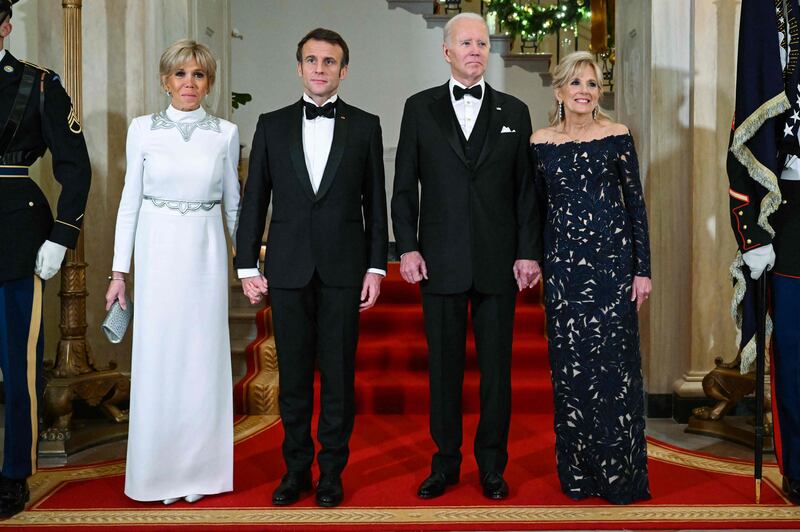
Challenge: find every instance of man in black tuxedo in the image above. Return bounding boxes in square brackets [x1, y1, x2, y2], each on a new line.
[391, 12, 541, 501]
[235, 28, 387, 508]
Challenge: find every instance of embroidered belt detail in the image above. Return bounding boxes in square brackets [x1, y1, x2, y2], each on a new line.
[143, 195, 220, 214]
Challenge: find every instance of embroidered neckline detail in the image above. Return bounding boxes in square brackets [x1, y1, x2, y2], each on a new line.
[150, 111, 221, 142]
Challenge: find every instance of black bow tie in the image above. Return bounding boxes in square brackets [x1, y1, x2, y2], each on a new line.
[453, 84, 482, 101]
[304, 100, 336, 119]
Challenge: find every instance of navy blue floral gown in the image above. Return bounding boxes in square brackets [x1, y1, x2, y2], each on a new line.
[532, 133, 651, 504]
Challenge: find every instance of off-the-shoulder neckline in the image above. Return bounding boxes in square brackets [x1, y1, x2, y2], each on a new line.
[532, 132, 631, 148]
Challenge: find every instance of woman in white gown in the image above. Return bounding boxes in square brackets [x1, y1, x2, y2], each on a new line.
[105, 40, 240, 504]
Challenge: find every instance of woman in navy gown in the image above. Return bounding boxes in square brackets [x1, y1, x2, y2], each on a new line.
[530, 51, 652, 504]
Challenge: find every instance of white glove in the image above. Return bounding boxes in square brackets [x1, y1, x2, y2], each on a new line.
[34, 240, 68, 280]
[742, 244, 776, 280]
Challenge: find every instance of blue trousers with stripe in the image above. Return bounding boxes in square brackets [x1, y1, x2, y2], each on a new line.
[0, 276, 44, 480]
[771, 274, 800, 480]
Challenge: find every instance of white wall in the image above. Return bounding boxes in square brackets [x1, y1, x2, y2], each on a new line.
[231, 0, 558, 240]
[231, 0, 447, 158]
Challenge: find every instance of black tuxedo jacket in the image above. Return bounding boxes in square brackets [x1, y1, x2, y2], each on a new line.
[0, 52, 91, 282]
[391, 82, 541, 295]
[235, 98, 388, 288]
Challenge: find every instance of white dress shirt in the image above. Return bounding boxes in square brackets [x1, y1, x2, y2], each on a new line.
[302, 93, 337, 193]
[449, 76, 485, 140]
[237, 93, 385, 279]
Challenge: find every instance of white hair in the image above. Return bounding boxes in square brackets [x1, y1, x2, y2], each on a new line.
[443, 12, 489, 45]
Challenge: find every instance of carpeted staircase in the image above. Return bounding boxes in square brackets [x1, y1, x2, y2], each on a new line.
[354, 262, 552, 415]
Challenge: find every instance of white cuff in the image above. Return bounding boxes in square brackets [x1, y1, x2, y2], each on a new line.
[237, 267, 261, 279]
[367, 268, 386, 277]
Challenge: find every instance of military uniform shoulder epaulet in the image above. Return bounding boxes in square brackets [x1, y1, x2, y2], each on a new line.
[18, 59, 54, 75]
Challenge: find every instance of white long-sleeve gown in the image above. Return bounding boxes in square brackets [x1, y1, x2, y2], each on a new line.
[112, 105, 240, 501]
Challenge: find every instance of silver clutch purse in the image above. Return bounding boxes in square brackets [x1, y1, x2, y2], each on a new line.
[101, 298, 133, 344]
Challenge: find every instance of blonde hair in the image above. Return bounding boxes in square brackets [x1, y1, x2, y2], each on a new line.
[159, 39, 217, 90]
[549, 51, 611, 126]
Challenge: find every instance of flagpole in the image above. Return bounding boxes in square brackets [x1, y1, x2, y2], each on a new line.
[754, 272, 768, 503]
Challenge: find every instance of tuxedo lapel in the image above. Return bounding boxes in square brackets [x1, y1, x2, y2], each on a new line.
[287, 99, 317, 201]
[475, 85, 504, 170]
[429, 82, 468, 167]
[314, 99, 349, 202]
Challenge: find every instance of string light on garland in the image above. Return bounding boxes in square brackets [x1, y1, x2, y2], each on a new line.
[484, 0, 590, 44]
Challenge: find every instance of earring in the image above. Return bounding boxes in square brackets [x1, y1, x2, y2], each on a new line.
[592, 107, 598, 120]
[558, 101, 564, 122]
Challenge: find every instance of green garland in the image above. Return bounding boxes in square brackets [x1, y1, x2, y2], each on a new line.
[484, 0, 590, 43]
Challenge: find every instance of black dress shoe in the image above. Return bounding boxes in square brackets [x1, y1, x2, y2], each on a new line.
[783, 476, 800, 505]
[480, 471, 509, 500]
[417, 471, 459, 499]
[272, 471, 312, 506]
[315, 474, 343, 507]
[0, 477, 29, 519]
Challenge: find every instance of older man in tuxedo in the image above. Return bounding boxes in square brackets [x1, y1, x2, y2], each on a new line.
[235, 28, 387, 508]
[391, 12, 541, 501]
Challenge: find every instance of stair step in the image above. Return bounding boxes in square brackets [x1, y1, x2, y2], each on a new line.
[231, 336, 251, 354]
[354, 369, 553, 414]
[356, 336, 549, 371]
[360, 303, 545, 335]
[230, 336, 253, 381]
[229, 308, 258, 342]
[379, 281, 542, 305]
[386, 0, 435, 16]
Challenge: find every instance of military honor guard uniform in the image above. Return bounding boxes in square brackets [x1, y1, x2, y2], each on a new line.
[0, 0, 91, 518]
[727, 0, 800, 505]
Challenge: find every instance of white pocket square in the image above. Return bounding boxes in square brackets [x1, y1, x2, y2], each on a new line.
[501, 126, 516, 133]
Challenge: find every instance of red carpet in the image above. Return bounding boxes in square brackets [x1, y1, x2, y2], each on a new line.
[6, 413, 799, 530]
[355, 263, 549, 415]
[6, 265, 800, 528]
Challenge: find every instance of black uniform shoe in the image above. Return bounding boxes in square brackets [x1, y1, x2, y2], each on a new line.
[272, 471, 312, 506]
[783, 476, 800, 505]
[417, 471, 459, 499]
[0, 477, 29, 519]
[480, 471, 509, 500]
[315, 474, 343, 507]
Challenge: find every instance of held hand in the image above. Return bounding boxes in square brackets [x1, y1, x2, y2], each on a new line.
[242, 275, 268, 305]
[513, 259, 542, 290]
[630, 275, 652, 312]
[105, 279, 127, 311]
[359, 272, 383, 312]
[400, 251, 428, 284]
[742, 244, 776, 280]
[34, 240, 67, 281]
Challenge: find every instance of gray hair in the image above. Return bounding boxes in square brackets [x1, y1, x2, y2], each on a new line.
[443, 12, 489, 45]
